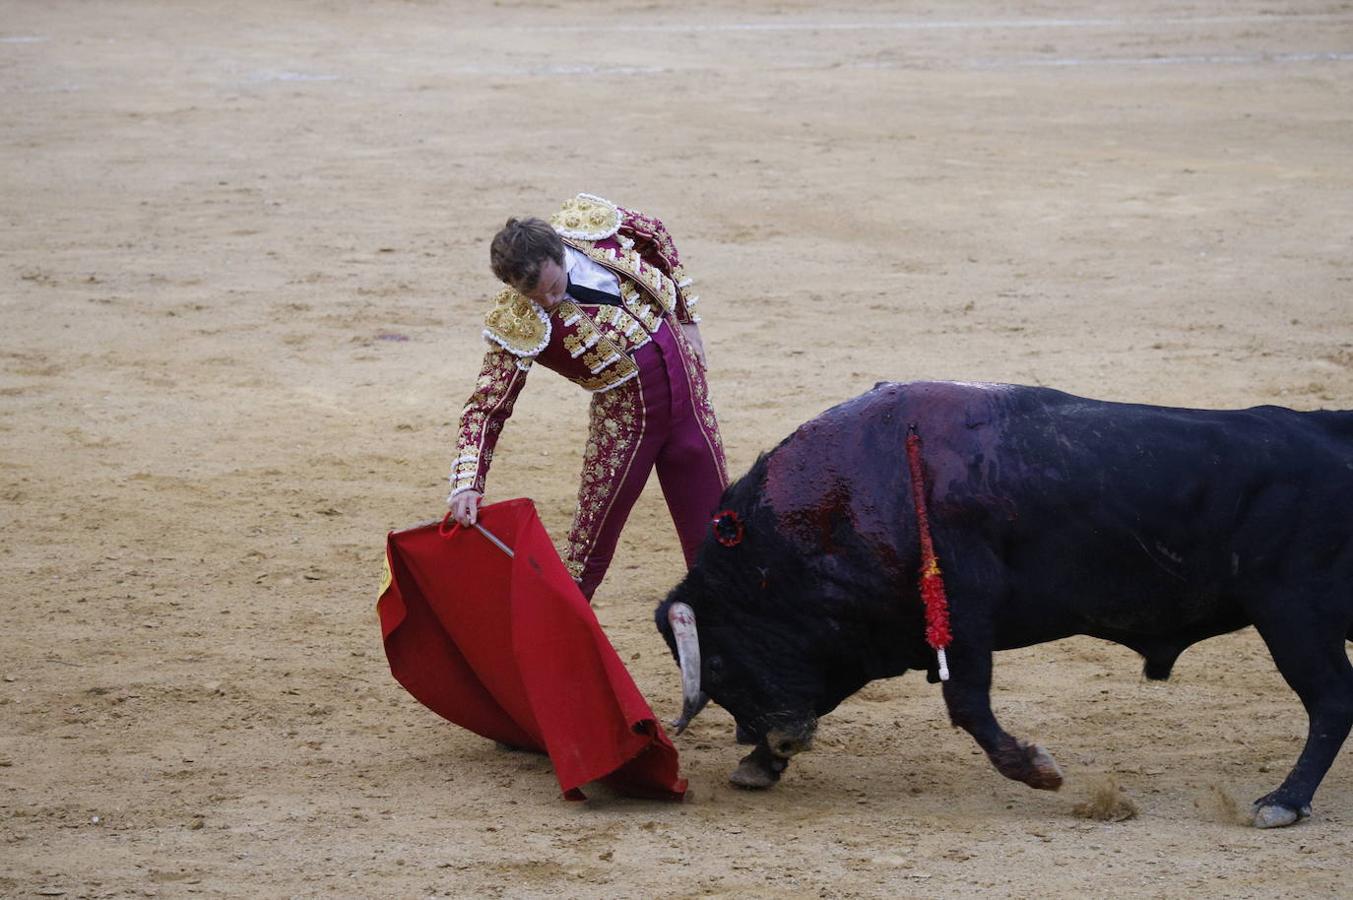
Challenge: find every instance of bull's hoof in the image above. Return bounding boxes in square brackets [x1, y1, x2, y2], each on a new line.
[728, 744, 788, 790]
[729, 759, 779, 789]
[1025, 744, 1064, 791]
[991, 739, 1063, 791]
[1251, 802, 1311, 829]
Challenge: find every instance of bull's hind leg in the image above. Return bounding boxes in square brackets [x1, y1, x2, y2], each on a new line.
[1249, 608, 1353, 828]
[941, 632, 1063, 791]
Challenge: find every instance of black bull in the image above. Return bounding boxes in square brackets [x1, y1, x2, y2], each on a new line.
[656, 382, 1353, 827]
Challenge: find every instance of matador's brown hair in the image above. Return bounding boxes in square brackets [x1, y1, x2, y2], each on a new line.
[489, 217, 565, 291]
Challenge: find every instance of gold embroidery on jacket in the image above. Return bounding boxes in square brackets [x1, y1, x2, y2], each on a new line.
[619, 283, 664, 333]
[573, 360, 639, 392]
[582, 347, 623, 374]
[551, 300, 648, 391]
[550, 193, 622, 241]
[483, 288, 550, 356]
[563, 323, 601, 358]
[451, 346, 530, 497]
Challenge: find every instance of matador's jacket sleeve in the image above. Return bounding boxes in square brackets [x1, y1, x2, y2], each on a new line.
[617, 206, 701, 325]
[448, 345, 532, 501]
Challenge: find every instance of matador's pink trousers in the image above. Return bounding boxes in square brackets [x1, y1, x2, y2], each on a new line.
[565, 321, 729, 600]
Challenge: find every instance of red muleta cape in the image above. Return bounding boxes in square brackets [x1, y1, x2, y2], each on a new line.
[377, 498, 686, 801]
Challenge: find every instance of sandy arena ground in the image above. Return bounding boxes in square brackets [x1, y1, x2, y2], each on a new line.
[3, 1, 1352, 896]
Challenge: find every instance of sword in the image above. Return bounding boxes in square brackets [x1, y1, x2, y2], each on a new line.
[437, 512, 515, 559]
[472, 523, 514, 558]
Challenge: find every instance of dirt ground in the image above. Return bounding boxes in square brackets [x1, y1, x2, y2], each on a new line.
[3, 1, 1352, 896]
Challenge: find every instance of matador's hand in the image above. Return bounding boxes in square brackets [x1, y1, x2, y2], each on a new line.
[450, 490, 482, 527]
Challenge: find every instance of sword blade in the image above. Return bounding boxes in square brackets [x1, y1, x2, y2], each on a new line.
[473, 522, 515, 558]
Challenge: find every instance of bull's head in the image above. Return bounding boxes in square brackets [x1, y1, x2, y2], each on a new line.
[656, 564, 828, 788]
[655, 456, 910, 787]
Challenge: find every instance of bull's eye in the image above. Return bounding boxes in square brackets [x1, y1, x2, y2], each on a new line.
[706, 654, 725, 682]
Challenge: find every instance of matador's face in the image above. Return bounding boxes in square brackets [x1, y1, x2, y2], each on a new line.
[519, 258, 567, 310]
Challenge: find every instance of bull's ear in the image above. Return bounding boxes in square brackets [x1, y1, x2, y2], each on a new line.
[711, 509, 745, 547]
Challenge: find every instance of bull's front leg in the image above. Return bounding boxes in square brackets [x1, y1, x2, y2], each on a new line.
[942, 640, 1063, 791]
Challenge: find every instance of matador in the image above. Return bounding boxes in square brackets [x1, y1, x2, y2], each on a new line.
[448, 193, 729, 600]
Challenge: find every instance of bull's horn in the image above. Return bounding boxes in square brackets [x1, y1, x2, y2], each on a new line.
[671, 691, 709, 735]
[667, 602, 705, 734]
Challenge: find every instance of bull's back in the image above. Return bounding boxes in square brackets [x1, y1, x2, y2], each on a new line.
[920, 383, 1352, 634]
[764, 381, 1353, 637]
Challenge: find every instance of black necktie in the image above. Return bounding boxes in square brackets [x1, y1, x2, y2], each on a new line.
[566, 275, 622, 307]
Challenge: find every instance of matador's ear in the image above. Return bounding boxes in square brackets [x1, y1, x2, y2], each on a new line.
[711, 510, 745, 548]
